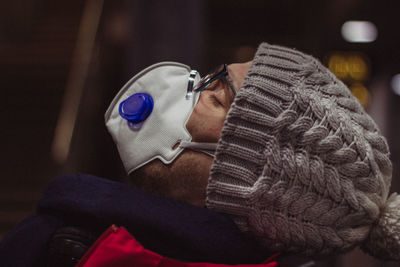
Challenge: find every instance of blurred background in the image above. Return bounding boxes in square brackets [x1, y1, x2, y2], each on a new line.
[1, 0, 400, 266]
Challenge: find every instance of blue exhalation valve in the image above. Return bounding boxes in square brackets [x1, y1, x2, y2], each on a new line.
[119, 93, 154, 125]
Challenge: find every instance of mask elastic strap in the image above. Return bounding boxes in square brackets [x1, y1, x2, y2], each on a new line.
[179, 141, 217, 157]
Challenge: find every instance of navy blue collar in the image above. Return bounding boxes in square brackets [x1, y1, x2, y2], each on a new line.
[38, 173, 270, 264]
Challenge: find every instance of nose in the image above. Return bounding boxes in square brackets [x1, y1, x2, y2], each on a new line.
[227, 61, 252, 91]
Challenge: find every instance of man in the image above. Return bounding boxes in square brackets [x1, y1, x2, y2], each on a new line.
[1, 43, 399, 266]
[105, 42, 400, 262]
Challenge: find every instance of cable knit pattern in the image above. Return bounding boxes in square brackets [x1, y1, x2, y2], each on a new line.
[206, 43, 397, 259]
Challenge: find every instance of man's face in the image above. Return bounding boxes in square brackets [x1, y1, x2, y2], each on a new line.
[186, 61, 252, 143]
[130, 61, 252, 207]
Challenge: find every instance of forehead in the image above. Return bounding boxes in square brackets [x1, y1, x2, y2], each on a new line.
[226, 61, 253, 93]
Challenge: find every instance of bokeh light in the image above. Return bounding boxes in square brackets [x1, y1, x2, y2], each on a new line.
[350, 83, 370, 106]
[341, 21, 378, 43]
[327, 52, 369, 82]
[391, 74, 400, 96]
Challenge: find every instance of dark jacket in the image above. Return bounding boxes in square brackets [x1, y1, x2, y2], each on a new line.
[0, 173, 270, 267]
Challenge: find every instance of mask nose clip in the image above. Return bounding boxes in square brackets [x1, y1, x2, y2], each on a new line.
[119, 93, 154, 130]
[186, 70, 198, 100]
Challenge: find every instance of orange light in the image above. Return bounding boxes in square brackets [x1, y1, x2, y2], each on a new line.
[350, 83, 370, 107]
[328, 54, 348, 80]
[327, 52, 369, 83]
[348, 55, 368, 81]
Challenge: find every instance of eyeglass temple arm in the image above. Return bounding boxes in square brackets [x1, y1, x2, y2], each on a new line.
[186, 70, 198, 100]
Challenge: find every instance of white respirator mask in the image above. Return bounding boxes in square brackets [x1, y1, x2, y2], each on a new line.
[105, 62, 217, 174]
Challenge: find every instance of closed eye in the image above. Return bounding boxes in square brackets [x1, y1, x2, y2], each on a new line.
[209, 94, 223, 107]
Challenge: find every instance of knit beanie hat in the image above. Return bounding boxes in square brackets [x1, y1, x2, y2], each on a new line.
[206, 43, 400, 260]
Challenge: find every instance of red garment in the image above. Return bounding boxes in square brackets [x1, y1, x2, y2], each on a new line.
[77, 225, 279, 267]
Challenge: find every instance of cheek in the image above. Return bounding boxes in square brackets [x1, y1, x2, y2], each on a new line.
[206, 115, 225, 134]
[186, 105, 227, 142]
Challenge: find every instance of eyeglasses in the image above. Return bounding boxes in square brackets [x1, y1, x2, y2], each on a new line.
[193, 64, 237, 96]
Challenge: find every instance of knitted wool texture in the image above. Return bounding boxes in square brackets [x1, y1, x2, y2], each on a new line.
[206, 43, 400, 260]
